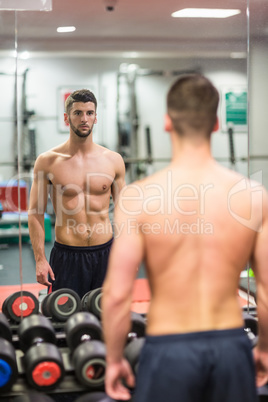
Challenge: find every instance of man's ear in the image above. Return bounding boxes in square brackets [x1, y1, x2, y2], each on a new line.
[212, 116, 219, 133]
[164, 114, 173, 132]
[64, 113, 69, 125]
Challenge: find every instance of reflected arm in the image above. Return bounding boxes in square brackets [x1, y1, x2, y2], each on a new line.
[28, 155, 54, 286]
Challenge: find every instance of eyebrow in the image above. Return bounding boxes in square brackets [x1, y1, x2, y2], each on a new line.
[72, 108, 95, 113]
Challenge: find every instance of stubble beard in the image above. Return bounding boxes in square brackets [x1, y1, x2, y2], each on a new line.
[69, 118, 93, 138]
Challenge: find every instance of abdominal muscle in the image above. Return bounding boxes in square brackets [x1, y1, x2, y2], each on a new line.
[53, 193, 113, 246]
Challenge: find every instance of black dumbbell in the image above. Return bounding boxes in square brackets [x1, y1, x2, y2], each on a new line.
[2, 291, 39, 323]
[128, 312, 146, 341]
[18, 314, 65, 391]
[82, 287, 102, 320]
[243, 311, 258, 347]
[124, 337, 145, 377]
[0, 313, 18, 392]
[65, 311, 106, 389]
[123, 312, 146, 377]
[41, 288, 81, 322]
[75, 392, 115, 402]
[13, 392, 55, 402]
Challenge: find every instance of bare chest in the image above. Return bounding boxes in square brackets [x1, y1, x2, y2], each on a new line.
[48, 159, 114, 197]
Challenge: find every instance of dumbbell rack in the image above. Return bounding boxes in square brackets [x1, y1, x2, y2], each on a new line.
[1, 320, 104, 399]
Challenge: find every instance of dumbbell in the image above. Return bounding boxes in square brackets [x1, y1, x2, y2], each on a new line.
[243, 311, 258, 347]
[13, 392, 55, 402]
[75, 392, 115, 402]
[124, 312, 146, 377]
[2, 291, 39, 323]
[0, 313, 18, 392]
[41, 288, 81, 322]
[18, 314, 65, 391]
[82, 287, 102, 320]
[65, 311, 106, 389]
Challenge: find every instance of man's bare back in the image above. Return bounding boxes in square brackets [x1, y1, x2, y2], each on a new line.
[128, 159, 262, 335]
[102, 75, 268, 401]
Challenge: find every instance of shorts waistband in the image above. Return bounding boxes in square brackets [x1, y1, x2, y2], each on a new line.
[53, 238, 113, 253]
[146, 327, 245, 344]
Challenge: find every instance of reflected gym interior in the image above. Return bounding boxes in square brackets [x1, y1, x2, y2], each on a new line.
[0, 0, 268, 400]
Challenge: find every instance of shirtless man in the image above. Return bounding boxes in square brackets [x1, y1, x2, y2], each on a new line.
[102, 75, 268, 401]
[28, 89, 125, 298]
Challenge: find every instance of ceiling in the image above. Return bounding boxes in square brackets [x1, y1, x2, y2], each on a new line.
[0, 0, 268, 58]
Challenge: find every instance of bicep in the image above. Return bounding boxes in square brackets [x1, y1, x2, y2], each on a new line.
[111, 156, 126, 204]
[28, 159, 49, 214]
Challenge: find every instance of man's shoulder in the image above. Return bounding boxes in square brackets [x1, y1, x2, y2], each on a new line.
[98, 145, 124, 164]
[34, 143, 68, 168]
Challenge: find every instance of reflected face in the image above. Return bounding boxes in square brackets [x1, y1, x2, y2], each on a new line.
[65, 101, 97, 138]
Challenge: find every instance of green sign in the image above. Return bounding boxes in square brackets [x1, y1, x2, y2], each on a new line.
[225, 91, 247, 126]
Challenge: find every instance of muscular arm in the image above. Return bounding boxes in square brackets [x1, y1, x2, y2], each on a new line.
[102, 185, 144, 399]
[111, 152, 126, 207]
[251, 187, 268, 386]
[28, 154, 55, 286]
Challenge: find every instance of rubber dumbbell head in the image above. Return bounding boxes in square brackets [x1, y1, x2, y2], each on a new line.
[124, 337, 145, 376]
[2, 291, 39, 323]
[75, 392, 115, 402]
[127, 312, 146, 341]
[0, 313, 18, 393]
[65, 312, 106, 389]
[18, 314, 64, 391]
[41, 288, 81, 322]
[82, 288, 102, 320]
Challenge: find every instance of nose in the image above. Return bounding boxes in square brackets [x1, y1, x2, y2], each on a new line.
[81, 113, 87, 122]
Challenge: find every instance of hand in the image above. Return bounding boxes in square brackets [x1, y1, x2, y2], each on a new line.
[253, 346, 268, 387]
[36, 260, 55, 286]
[105, 358, 135, 400]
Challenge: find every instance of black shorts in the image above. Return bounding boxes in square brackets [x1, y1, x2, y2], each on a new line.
[48, 238, 113, 298]
[134, 327, 257, 402]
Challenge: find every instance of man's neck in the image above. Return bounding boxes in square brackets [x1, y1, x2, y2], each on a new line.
[170, 130, 213, 168]
[68, 133, 95, 155]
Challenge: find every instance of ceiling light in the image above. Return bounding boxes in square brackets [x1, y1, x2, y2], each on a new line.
[230, 52, 247, 59]
[57, 26, 76, 33]
[19, 51, 30, 60]
[171, 8, 241, 19]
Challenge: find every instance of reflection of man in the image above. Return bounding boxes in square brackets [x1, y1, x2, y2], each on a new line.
[102, 74, 268, 401]
[28, 89, 125, 298]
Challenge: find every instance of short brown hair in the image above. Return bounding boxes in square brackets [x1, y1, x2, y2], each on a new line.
[167, 74, 219, 138]
[65, 89, 97, 115]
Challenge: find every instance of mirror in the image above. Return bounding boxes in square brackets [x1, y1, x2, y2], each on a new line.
[0, 0, 266, 310]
